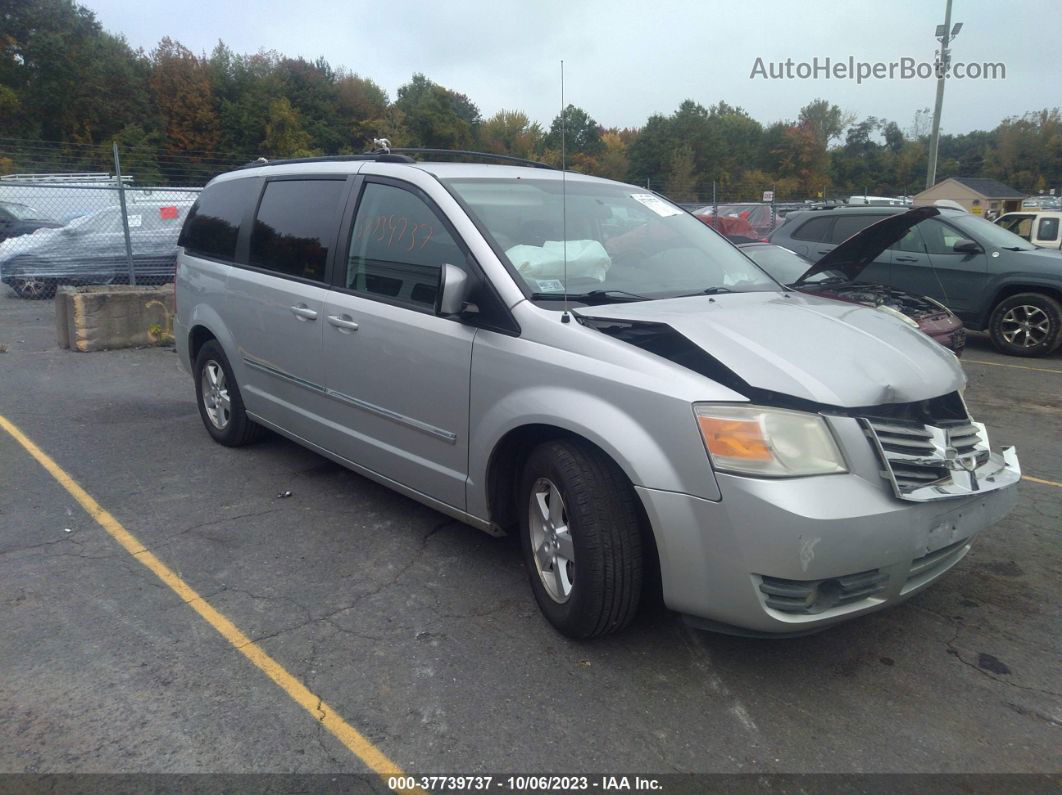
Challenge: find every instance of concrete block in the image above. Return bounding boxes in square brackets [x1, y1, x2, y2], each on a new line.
[57, 285, 175, 352]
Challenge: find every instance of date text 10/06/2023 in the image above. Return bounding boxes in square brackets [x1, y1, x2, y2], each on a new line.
[387, 776, 663, 792]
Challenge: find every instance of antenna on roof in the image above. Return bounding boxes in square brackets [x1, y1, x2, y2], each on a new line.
[560, 59, 570, 324]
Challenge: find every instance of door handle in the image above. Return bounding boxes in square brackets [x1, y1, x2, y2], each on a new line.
[895, 256, 918, 262]
[327, 314, 360, 332]
[818, 249, 832, 255]
[290, 304, 318, 321]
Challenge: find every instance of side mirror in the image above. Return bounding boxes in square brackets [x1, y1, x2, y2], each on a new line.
[438, 263, 475, 316]
[953, 239, 982, 254]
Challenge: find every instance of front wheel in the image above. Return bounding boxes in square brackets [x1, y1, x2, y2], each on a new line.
[11, 277, 55, 300]
[988, 293, 1062, 357]
[519, 439, 643, 638]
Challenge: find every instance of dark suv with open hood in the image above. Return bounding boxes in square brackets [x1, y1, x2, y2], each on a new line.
[770, 205, 1062, 356]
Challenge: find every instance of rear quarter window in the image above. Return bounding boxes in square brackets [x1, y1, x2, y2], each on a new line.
[178, 178, 259, 262]
[1037, 217, 1059, 242]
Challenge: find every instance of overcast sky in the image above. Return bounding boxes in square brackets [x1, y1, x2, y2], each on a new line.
[82, 0, 1059, 135]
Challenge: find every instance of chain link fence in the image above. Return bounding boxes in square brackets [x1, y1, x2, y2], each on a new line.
[0, 176, 200, 299]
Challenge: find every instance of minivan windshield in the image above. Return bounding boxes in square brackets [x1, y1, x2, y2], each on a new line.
[443, 178, 781, 302]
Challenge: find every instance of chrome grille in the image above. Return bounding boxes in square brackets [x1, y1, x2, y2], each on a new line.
[863, 417, 991, 500]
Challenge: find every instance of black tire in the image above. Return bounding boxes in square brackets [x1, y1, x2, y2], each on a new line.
[518, 439, 643, 638]
[988, 293, 1062, 357]
[12, 277, 55, 300]
[193, 340, 264, 446]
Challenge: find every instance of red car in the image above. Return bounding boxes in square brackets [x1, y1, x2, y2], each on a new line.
[738, 208, 966, 355]
[694, 203, 776, 239]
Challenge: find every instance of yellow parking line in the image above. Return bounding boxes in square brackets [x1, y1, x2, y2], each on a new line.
[963, 359, 1062, 375]
[0, 414, 420, 794]
[1023, 475, 1062, 489]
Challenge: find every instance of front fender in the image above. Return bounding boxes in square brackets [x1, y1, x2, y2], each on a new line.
[466, 383, 722, 521]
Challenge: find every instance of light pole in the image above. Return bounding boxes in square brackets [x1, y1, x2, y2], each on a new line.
[925, 0, 963, 190]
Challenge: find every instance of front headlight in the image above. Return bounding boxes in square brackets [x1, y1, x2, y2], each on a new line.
[875, 303, 919, 328]
[693, 404, 847, 477]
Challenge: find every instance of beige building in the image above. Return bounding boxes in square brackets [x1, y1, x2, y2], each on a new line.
[913, 177, 1025, 217]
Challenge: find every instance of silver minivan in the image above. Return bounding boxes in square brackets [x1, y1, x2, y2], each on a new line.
[174, 153, 1021, 638]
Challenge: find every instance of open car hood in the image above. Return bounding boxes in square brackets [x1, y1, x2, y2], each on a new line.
[796, 206, 941, 284]
[575, 291, 963, 408]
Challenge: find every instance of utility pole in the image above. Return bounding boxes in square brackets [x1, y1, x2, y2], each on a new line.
[925, 0, 963, 190]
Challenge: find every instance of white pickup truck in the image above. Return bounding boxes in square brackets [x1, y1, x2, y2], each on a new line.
[995, 210, 1062, 249]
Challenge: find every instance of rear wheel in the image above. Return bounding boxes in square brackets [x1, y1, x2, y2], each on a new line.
[12, 277, 54, 300]
[194, 340, 264, 446]
[988, 293, 1062, 356]
[518, 439, 643, 638]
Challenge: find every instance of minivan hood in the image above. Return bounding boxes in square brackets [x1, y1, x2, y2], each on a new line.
[577, 291, 963, 407]
[797, 206, 940, 283]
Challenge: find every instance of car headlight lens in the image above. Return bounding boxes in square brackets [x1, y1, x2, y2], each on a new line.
[875, 303, 919, 328]
[693, 404, 847, 477]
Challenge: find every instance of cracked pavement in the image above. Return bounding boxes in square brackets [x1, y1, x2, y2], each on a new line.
[0, 289, 1059, 774]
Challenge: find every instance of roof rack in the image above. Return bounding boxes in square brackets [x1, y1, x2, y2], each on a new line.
[238, 153, 415, 170]
[388, 148, 555, 170]
[239, 148, 554, 171]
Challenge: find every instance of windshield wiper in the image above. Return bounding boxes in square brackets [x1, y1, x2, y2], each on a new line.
[674, 286, 734, 297]
[529, 289, 649, 303]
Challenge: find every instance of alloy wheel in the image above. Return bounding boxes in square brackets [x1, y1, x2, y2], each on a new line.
[528, 477, 575, 603]
[16, 278, 48, 299]
[1000, 304, 1051, 348]
[200, 360, 231, 429]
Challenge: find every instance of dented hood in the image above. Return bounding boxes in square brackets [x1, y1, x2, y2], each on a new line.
[797, 206, 941, 283]
[576, 291, 964, 407]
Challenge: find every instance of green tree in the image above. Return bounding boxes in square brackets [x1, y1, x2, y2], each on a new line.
[262, 97, 313, 158]
[544, 104, 604, 159]
[151, 38, 219, 160]
[665, 144, 697, 202]
[479, 110, 543, 159]
[395, 73, 478, 149]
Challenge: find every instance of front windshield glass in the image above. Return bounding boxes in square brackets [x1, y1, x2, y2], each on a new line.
[443, 178, 781, 301]
[947, 212, 1036, 251]
[4, 202, 46, 221]
[740, 244, 840, 284]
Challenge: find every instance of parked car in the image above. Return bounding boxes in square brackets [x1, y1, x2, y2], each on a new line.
[994, 210, 1062, 250]
[175, 152, 1019, 639]
[770, 205, 1062, 356]
[1021, 196, 1060, 210]
[694, 203, 777, 239]
[0, 201, 191, 299]
[738, 210, 966, 354]
[0, 200, 62, 244]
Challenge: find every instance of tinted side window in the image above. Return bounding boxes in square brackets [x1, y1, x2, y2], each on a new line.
[249, 179, 346, 281]
[346, 183, 467, 310]
[921, 219, 966, 254]
[791, 216, 833, 242]
[1037, 217, 1059, 242]
[178, 178, 258, 261]
[829, 214, 888, 243]
[892, 226, 926, 253]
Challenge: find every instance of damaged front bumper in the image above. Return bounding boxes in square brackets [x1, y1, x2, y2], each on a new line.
[635, 420, 1021, 635]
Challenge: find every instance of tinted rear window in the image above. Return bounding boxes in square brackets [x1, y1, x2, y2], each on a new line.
[178, 178, 259, 261]
[791, 216, 833, 242]
[829, 214, 889, 243]
[249, 179, 347, 281]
